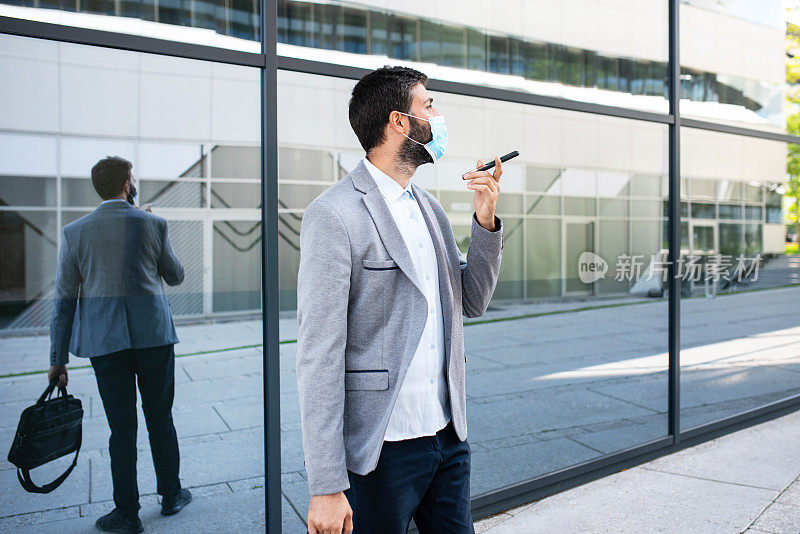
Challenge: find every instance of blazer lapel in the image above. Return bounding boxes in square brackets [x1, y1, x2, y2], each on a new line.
[353, 161, 425, 297]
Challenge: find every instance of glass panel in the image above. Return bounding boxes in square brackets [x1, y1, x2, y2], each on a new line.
[565, 196, 596, 216]
[633, 199, 662, 218]
[689, 179, 716, 200]
[680, 131, 800, 433]
[680, 1, 784, 132]
[719, 223, 743, 256]
[744, 182, 763, 203]
[0, 176, 56, 207]
[494, 217, 523, 299]
[272, 1, 667, 111]
[278, 147, 335, 182]
[565, 221, 594, 293]
[211, 182, 261, 209]
[691, 224, 715, 254]
[718, 203, 742, 220]
[140, 179, 206, 208]
[0, 0, 260, 49]
[599, 198, 628, 217]
[466, 28, 487, 71]
[525, 218, 561, 297]
[213, 220, 261, 311]
[766, 206, 782, 224]
[690, 202, 715, 219]
[526, 166, 562, 194]
[0, 35, 267, 528]
[525, 194, 561, 216]
[718, 181, 742, 202]
[745, 205, 763, 221]
[279, 71, 669, 511]
[598, 220, 629, 294]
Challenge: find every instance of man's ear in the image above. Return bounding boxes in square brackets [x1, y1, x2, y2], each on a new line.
[387, 110, 407, 136]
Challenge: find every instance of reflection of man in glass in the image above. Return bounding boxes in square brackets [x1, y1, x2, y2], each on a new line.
[48, 156, 191, 533]
[296, 66, 503, 533]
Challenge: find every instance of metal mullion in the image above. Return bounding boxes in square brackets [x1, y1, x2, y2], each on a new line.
[682, 117, 800, 145]
[667, 0, 681, 441]
[260, 0, 281, 532]
[0, 15, 266, 67]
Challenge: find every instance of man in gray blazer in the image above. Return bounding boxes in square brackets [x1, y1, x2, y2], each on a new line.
[48, 156, 192, 534]
[297, 66, 504, 534]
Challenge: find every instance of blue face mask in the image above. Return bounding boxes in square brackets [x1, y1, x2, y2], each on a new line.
[397, 111, 448, 163]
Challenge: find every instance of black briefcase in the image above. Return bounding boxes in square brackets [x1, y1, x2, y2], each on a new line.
[7, 381, 83, 493]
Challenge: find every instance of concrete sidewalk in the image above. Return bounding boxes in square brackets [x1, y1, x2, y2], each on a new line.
[475, 407, 800, 534]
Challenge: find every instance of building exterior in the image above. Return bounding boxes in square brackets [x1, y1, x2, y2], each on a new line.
[1, 1, 799, 531]
[0, 0, 788, 331]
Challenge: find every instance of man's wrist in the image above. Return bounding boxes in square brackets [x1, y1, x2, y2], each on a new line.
[475, 212, 497, 232]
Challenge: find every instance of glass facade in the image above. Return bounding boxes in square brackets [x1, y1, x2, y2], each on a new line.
[278, 0, 776, 120]
[679, 131, 799, 430]
[680, 0, 785, 130]
[0, 0, 260, 48]
[0, 1, 798, 532]
[0, 33, 268, 529]
[276, 69, 671, 506]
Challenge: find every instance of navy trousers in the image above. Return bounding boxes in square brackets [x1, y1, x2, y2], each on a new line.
[344, 420, 474, 534]
[90, 343, 182, 519]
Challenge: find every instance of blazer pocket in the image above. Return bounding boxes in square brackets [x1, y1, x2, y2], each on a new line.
[362, 258, 399, 271]
[345, 369, 389, 391]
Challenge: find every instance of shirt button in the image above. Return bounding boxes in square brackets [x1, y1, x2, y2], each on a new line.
[410, 213, 415, 219]
[430, 378, 435, 384]
[430, 343, 435, 349]
[425, 274, 430, 280]
[429, 308, 434, 314]
[418, 242, 423, 248]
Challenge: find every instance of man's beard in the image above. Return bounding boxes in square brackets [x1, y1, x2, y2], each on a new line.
[396, 116, 432, 174]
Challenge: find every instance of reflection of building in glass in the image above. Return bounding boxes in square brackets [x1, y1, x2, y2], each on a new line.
[0, 0, 788, 332]
[0, 34, 262, 330]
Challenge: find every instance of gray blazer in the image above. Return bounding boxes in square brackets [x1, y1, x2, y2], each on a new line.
[296, 159, 503, 496]
[49, 201, 184, 366]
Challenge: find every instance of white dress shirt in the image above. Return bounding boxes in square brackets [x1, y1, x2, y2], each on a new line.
[362, 156, 451, 442]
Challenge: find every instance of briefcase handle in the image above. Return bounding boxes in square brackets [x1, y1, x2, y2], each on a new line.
[37, 382, 67, 406]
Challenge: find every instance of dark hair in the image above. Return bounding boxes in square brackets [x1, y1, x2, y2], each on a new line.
[348, 65, 428, 153]
[91, 156, 132, 200]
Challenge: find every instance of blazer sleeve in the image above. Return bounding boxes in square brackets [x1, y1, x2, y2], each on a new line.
[49, 227, 81, 366]
[295, 199, 352, 496]
[461, 212, 504, 318]
[157, 219, 185, 286]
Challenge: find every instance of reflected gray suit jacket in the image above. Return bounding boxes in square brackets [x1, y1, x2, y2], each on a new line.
[49, 201, 185, 366]
[296, 159, 504, 496]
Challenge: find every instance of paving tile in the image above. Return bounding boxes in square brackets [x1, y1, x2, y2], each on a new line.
[645, 409, 800, 491]
[750, 502, 800, 534]
[0, 455, 90, 516]
[481, 467, 774, 534]
[776, 480, 800, 507]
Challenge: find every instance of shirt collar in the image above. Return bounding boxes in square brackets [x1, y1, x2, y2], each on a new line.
[362, 156, 413, 204]
[101, 198, 130, 205]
